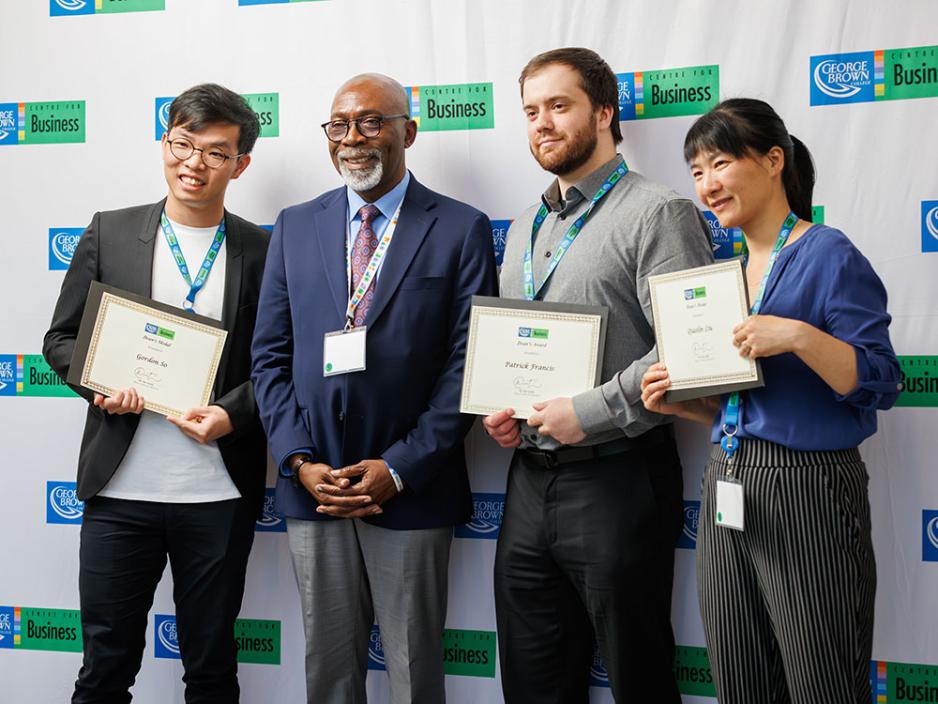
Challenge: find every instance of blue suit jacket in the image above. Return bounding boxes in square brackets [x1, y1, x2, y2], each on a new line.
[251, 176, 498, 529]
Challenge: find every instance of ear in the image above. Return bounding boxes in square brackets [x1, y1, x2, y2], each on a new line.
[404, 118, 417, 148]
[765, 145, 785, 177]
[230, 154, 251, 180]
[596, 103, 614, 132]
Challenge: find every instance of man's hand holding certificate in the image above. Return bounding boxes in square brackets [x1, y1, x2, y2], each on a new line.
[68, 282, 227, 417]
[460, 296, 608, 419]
[647, 260, 763, 402]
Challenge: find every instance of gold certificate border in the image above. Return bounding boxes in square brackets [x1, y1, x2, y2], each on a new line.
[649, 260, 759, 390]
[81, 292, 227, 416]
[461, 306, 603, 417]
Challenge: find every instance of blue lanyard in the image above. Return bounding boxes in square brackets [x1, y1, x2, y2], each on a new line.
[720, 211, 798, 460]
[159, 211, 226, 312]
[523, 161, 628, 301]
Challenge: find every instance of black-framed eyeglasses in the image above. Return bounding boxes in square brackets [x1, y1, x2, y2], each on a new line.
[166, 136, 244, 169]
[320, 114, 409, 142]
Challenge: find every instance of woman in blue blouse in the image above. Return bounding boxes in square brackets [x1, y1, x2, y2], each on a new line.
[641, 98, 900, 704]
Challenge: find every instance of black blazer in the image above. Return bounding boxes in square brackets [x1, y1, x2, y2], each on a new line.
[43, 200, 269, 514]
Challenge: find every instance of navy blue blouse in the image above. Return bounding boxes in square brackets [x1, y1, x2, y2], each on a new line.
[710, 224, 901, 451]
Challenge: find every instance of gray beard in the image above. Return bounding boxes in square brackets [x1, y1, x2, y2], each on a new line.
[337, 150, 384, 192]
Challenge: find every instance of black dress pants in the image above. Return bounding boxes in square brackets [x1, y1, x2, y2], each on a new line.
[494, 435, 684, 704]
[72, 496, 256, 704]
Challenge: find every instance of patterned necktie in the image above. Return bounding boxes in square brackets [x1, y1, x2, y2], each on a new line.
[350, 204, 381, 327]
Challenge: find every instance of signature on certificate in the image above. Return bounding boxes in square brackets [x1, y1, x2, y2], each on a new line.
[513, 376, 543, 396]
[133, 367, 162, 389]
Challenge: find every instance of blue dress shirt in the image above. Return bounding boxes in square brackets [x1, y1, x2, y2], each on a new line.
[711, 225, 901, 451]
[346, 171, 411, 282]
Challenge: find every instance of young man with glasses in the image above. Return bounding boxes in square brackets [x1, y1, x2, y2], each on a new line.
[44, 83, 269, 704]
[251, 73, 497, 704]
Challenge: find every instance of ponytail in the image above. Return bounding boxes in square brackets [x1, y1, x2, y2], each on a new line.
[783, 135, 815, 222]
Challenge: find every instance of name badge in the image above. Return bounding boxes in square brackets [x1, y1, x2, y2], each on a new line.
[715, 477, 744, 531]
[323, 327, 366, 376]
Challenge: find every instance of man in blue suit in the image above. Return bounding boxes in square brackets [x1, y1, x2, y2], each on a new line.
[251, 73, 498, 704]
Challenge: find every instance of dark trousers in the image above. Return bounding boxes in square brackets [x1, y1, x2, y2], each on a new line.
[72, 496, 256, 704]
[494, 435, 684, 704]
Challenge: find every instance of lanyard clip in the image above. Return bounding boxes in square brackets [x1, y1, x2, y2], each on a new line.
[721, 424, 739, 464]
[344, 317, 354, 332]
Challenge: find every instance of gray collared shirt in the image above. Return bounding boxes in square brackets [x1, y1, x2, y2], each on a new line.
[500, 154, 714, 449]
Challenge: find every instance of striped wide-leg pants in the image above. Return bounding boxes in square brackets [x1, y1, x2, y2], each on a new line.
[697, 438, 876, 704]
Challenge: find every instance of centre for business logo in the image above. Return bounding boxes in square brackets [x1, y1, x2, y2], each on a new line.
[256, 488, 286, 532]
[443, 630, 496, 678]
[51, 0, 164, 16]
[144, 323, 175, 340]
[368, 626, 495, 677]
[684, 287, 707, 301]
[47, 481, 84, 525]
[921, 200, 938, 253]
[454, 492, 505, 539]
[155, 94, 278, 140]
[616, 65, 718, 120]
[896, 356, 938, 407]
[517, 327, 548, 339]
[234, 619, 281, 664]
[811, 44, 938, 106]
[0, 101, 84, 145]
[154, 615, 281, 663]
[0, 607, 82, 652]
[677, 500, 700, 550]
[673, 646, 716, 696]
[49, 228, 84, 270]
[243, 93, 279, 138]
[590, 644, 715, 694]
[871, 660, 938, 702]
[405, 83, 493, 132]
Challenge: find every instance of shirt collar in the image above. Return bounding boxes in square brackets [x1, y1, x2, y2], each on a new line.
[347, 170, 411, 224]
[540, 153, 625, 214]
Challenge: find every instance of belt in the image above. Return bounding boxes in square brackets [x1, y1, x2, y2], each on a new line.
[517, 424, 673, 469]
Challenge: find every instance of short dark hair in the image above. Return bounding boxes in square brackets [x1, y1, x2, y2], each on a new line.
[683, 98, 816, 222]
[519, 47, 622, 144]
[167, 83, 261, 155]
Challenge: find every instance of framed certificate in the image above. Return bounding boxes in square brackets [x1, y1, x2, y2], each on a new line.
[648, 259, 763, 403]
[460, 296, 608, 419]
[67, 281, 228, 417]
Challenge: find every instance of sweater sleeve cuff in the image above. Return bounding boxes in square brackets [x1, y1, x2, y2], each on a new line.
[572, 387, 618, 436]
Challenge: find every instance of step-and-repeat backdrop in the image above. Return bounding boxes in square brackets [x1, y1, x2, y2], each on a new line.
[2, 1, 936, 702]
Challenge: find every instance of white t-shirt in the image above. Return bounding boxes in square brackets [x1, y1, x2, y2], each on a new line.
[98, 217, 240, 503]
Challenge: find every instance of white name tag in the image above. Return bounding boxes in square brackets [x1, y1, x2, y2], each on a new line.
[323, 327, 366, 376]
[715, 478, 744, 531]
